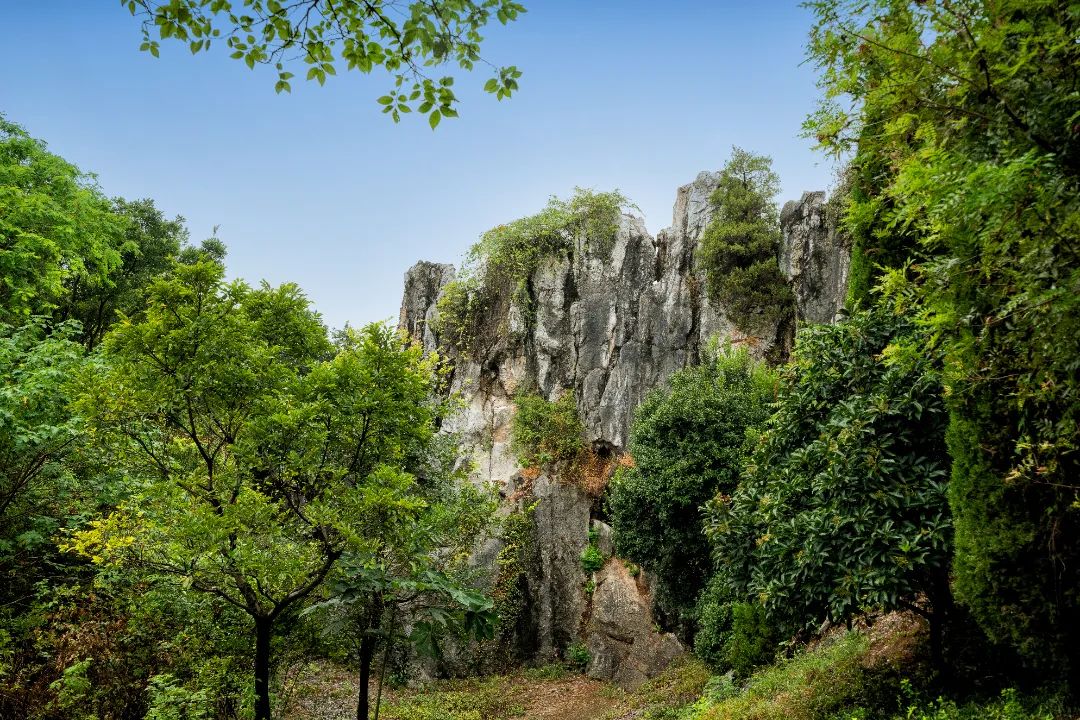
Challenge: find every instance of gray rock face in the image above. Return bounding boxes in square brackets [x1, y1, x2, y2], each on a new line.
[398, 171, 848, 682]
[585, 560, 683, 690]
[399, 261, 455, 350]
[780, 192, 850, 324]
[591, 519, 614, 559]
[527, 474, 591, 660]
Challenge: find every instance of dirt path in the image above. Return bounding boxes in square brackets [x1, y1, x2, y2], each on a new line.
[520, 675, 616, 720]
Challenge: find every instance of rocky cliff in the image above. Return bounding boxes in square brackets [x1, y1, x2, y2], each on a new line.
[398, 172, 847, 688]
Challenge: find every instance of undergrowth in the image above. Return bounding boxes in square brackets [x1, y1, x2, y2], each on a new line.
[510, 391, 585, 469]
[838, 682, 1066, 720]
[601, 657, 711, 720]
[379, 675, 527, 720]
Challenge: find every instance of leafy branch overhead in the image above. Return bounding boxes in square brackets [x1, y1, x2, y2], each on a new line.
[122, 0, 525, 126]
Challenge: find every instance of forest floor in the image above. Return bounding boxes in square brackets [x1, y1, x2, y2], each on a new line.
[281, 662, 619, 720]
[280, 656, 710, 720]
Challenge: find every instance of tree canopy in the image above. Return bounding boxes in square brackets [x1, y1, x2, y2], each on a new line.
[124, 0, 525, 127]
[707, 306, 952, 658]
[699, 147, 794, 331]
[67, 260, 462, 719]
[0, 118, 125, 324]
[806, 0, 1080, 682]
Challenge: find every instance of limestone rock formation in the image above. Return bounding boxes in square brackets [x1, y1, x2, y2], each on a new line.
[398, 171, 848, 686]
[780, 192, 850, 324]
[527, 473, 592, 659]
[398, 261, 455, 350]
[585, 560, 683, 690]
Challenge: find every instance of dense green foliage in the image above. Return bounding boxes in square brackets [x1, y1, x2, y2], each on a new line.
[0, 321, 85, 561]
[509, 391, 585, 469]
[580, 542, 605, 575]
[123, 0, 524, 126]
[699, 148, 794, 330]
[0, 117, 496, 720]
[0, 119, 248, 720]
[54, 198, 192, 350]
[806, 0, 1080, 683]
[0, 118, 125, 324]
[694, 579, 779, 680]
[435, 189, 631, 355]
[6, 0, 1080, 714]
[708, 306, 951, 655]
[609, 346, 776, 632]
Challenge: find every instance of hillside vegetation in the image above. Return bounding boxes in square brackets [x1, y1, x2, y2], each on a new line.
[1, 0, 1078, 719]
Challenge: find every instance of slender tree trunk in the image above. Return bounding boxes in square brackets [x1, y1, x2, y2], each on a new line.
[356, 632, 375, 720]
[373, 605, 397, 720]
[254, 616, 273, 720]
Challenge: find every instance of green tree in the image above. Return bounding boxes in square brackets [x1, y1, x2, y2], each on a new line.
[70, 261, 442, 720]
[0, 320, 88, 642]
[805, 0, 1080, 681]
[707, 305, 952, 664]
[0, 321, 83, 539]
[54, 198, 190, 350]
[0, 118, 125, 323]
[699, 148, 794, 330]
[306, 430, 497, 720]
[608, 345, 776, 633]
[123, 0, 525, 127]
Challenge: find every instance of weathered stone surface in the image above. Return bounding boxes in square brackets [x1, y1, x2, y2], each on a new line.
[397, 171, 848, 679]
[585, 559, 683, 690]
[526, 474, 592, 660]
[399, 261, 455, 350]
[780, 192, 850, 324]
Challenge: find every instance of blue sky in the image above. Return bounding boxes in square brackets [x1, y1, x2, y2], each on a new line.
[2, 1, 837, 329]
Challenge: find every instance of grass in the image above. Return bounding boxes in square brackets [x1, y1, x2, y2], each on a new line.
[278, 616, 1076, 720]
[839, 683, 1067, 720]
[686, 632, 873, 720]
[600, 657, 712, 720]
[379, 674, 528, 720]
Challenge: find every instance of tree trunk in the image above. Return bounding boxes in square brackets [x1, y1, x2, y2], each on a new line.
[356, 632, 375, 720]
[254, 616, 273, 720]
[373, 605, 398, 720]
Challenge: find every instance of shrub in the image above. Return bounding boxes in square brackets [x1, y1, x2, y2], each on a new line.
[435, 188, 634, 356]
[510, 391, 585, 469]
[609, 345, 776, 632]
[566, 642, 591, 672]
[693, 577, 733, 670]
[805, 0, 1080, 682]
[725, 603, 778, 680]
[580, 544, 605, 574]
[707, 306, 952, 655]
[693, 578, 777, 678]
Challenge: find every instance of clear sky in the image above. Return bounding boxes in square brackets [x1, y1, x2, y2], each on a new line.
[2, 1, 838, 330]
